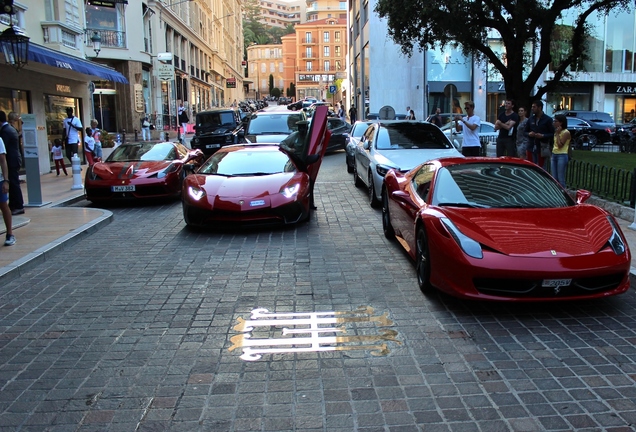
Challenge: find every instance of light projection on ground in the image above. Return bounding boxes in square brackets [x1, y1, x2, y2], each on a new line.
[228, 306, 401, 361]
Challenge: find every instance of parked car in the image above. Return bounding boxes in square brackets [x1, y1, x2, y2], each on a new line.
[565, 117, 613, 150]
[278, 97, 290, 105]
[345, 121, 374, 173]
[182, 107, 330, 228]
[85, 142, 204, 203]
[235, 111, 307, 144]
[190, 108, 243, 155]
[352, 121, 462, 207]
[287, 100, 303, 111]
[554, 110, 616, 136]
[381, 157, 631, 301]
[306, 102, 336, 118]
[325, 117, 351, 152]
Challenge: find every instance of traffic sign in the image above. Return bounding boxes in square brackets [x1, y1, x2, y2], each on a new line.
[329, 85, 336, 94]
[156, 62, 174, 81]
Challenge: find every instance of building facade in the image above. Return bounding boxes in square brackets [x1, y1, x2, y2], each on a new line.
[246, 43, 285, 99]
[0, 0, 244, 175]
[306, 0, 346, 21]
[348, 0, 636, 124]
[257, 0, 304, 28]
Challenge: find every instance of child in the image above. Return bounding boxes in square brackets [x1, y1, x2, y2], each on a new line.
[51, 138, 67, 176]
[84, 127, 96, 166]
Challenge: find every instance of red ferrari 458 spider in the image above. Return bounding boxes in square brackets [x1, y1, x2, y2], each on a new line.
[181, 106, 330, 228]
[85, 141, 204, 203]
[382, 157, 631, 301]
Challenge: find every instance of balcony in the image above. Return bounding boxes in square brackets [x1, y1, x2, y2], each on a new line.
[301, 53, 317, 59]
[86, 28, 126, 49]
[302, 37, 317, 44]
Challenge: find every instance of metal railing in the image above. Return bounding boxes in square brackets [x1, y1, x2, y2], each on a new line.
[86, 29, 126, 48]
[566, 160, 635, 207]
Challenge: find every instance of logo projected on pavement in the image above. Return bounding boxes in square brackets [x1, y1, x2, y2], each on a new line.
[228, 306, 400, 361]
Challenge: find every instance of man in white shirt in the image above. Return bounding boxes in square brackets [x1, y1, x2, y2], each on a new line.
[62, 107, 83, 163]
[455, 101, 481, 156]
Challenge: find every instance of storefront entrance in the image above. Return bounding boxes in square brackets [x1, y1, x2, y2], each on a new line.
[44, 94, 82, 163]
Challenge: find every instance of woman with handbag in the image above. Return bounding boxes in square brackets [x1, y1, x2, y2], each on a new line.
[141, 115, 151, 141]
[551, 115, 571, 188]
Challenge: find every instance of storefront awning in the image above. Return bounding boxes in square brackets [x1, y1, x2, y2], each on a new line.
[28, 43, 129, 84]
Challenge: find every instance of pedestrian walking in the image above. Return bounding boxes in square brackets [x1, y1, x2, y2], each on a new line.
[0, 110, 24, 215]
[455, 101, 481, 156]
[62, 107, 82, 164]
[348, 105, 357, 123]
[141, 115, 151, 141]
[431, 108, 443, 127]
[0, 136, 15, 246]
[90, 120, 102, 161]
[178, 103, 189, 143]
[84, 127, 96, 167]
[494, 99, 519, 157]
[51, 139, 68, 176]
[407, 109, 416, 120]
[338, 102, 346, 122]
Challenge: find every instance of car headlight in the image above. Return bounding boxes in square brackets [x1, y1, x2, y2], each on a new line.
[376, 164, 396, 177]
[281, 183, 300, 198]
[606, 216, 626, 255]
[440, 217, 483, 259]
[158, 163, 178, 179]
[188, 185, 206, 201]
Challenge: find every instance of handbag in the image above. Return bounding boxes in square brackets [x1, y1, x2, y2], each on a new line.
[143, 120, 150, 127]
[540, 141, 551, 157]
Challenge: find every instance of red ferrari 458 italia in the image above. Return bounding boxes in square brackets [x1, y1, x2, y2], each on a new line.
[85, 141, 204, 203]
[382, 157, 631, 301]
[181, 106, 330, 228]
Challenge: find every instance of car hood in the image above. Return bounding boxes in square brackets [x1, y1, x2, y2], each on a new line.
[440, 205, 616, 257]
[245, 133, 290, 144]
[93, 160, 174, 179]
[190, 172, 308, 207]
[376, 148, 462, 171]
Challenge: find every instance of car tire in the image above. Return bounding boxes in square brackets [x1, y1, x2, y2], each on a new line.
[353, 163, 362, 187]
[368, 171, 380, 208]
[346, 156, 354, 173]
[416, 227, 433, 294]
[382, 187, 395, 240]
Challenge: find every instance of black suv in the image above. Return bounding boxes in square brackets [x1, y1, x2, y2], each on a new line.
[191, 108, 242, 155]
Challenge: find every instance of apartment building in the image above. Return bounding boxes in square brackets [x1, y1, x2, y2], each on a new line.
[306, 0, 346, 22]
[0, 0, 243, 174]
[246, 43, 285, 99]
[293, 17, 347, 101]
[257, 0, 304, 28]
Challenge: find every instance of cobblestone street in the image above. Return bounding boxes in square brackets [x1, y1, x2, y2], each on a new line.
[1, 152, 636, 431]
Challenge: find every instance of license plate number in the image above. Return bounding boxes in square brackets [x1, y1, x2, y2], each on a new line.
[206, 144, 221, 149]
[111, 185, 135, 192]
[542, 279, 572, 288]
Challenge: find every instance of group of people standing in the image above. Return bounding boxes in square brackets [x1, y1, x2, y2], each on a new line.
[494, 99, 570, 188]
[55, 107, 104, 176]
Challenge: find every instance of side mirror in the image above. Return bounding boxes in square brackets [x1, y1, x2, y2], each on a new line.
[306, 154, 320, 165]
[363, 141, 370, 150]
[576, 189, 591, 204]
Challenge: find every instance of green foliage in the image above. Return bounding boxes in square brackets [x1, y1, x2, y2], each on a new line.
[268, 74, 274, 95]
[100, 130, 115, 148]
[375, 0, 631, 109]
[271, 88, 281, 98]
[572, 149, 636, 171]
[287, 83, 296, 98]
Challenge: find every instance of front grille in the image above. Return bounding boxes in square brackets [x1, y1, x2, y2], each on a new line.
[474, 273, 625, 298]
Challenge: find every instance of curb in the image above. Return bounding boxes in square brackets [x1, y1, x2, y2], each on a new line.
[0, 207, 113, 285]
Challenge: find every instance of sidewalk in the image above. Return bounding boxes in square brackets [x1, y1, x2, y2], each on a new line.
[0, 170, 112, 283]
[1, 165, 636, 285]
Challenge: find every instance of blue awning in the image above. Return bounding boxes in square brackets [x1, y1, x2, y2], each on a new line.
[28, 43, 129, 84]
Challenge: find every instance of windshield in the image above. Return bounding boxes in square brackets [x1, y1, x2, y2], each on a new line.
[196, 112, 236, 130]
[198, 148, 297, 176]
[107, 143, 176, 162]
[431, 163, 573, 209]
[376, 123, 453, 150]
[246, 113, 304, 135]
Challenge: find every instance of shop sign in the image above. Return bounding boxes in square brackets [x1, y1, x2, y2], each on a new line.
[134, 84, 144, 113]
[56, 84, 71, 93]
[226, 77, 236, 88]
[605, 84, 636, 94]
[156, 62, 174, 81]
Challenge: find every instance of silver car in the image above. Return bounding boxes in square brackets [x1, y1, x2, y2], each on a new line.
[352, 121, 463, 207]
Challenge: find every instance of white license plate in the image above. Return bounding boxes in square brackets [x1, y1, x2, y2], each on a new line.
[111, 185, 135, 192]
[542, 279, 572, 288]
[206, 144, 221, 149]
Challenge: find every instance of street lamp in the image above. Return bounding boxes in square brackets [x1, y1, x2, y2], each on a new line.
[0, 25, 29, 70]
[90, 31, 101, 57]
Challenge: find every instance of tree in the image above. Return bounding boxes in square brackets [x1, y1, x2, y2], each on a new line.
[375, 0, 631, 109]
[287, 83, 296, 98]
[271, 88, 281, 98]
[268, 74, 274, 96]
